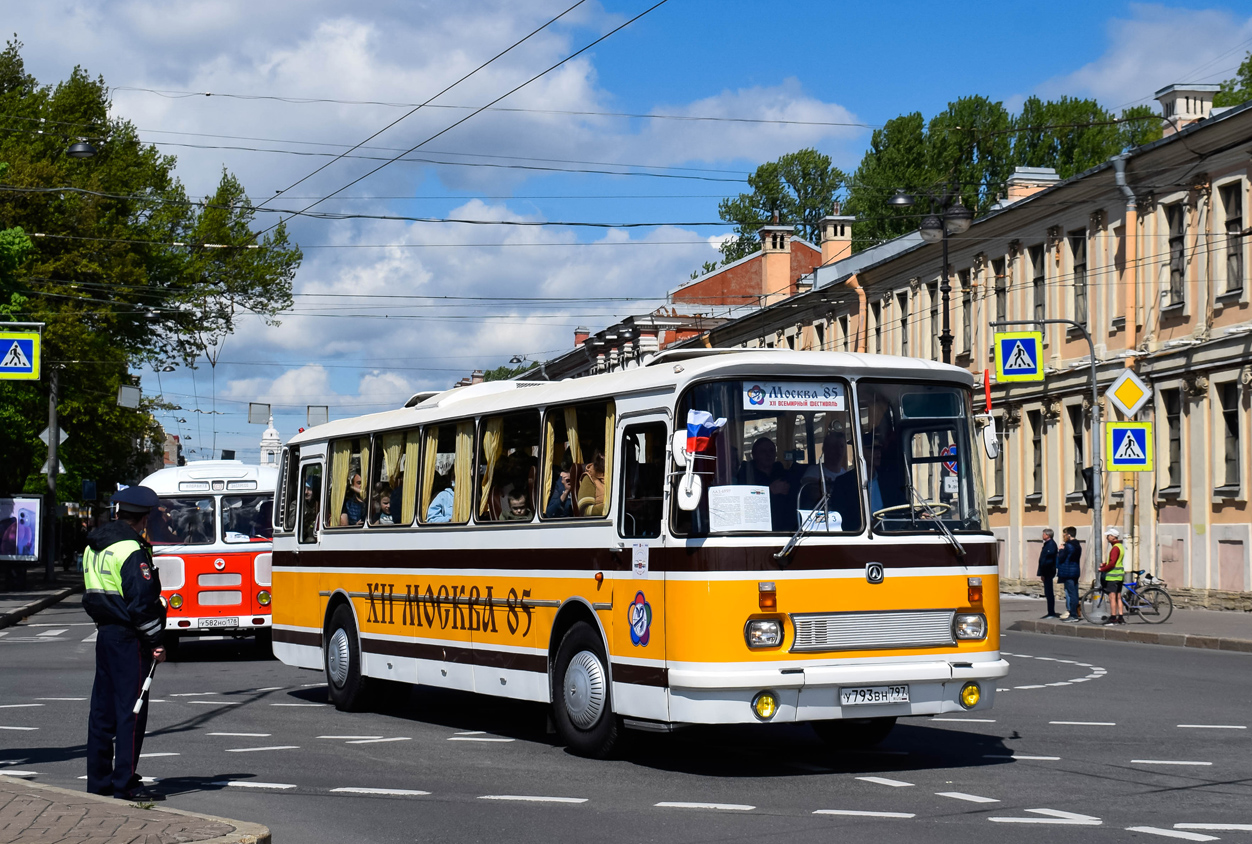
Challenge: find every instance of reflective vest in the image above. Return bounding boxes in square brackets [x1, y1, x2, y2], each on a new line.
[83, 539, 142, 599]
[1105, 541, 1126, 582]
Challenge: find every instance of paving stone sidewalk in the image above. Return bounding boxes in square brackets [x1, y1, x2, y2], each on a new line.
[0, 776, 270, 844]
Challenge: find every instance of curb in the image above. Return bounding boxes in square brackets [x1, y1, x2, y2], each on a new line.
[1009, 619, 1252, 653]
[0, 776, 271, 844]
[0, 582, 82, 630]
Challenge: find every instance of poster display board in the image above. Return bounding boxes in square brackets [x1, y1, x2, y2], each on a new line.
[0, 497, 42, 562]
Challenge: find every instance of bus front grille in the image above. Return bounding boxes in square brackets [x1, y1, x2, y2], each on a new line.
[789, 610, 956, 652]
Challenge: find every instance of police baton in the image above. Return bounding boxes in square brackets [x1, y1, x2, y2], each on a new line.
[133, 660, 158, 715]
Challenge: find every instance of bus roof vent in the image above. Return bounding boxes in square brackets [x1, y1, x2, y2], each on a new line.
[404, 391, 441, 408]
[643, 348, 754, 367]
[435, 380, 529, 408]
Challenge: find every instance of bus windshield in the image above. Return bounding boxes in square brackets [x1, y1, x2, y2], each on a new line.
[149, 497, 216, 546]
[222, 494, 274, 543]
[857, 381, 988, 534]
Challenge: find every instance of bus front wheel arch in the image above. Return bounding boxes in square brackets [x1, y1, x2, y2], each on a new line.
[324, 602, 369, 711]
[551, 621, 619, 758]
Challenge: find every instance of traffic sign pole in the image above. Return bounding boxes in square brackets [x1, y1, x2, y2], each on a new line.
[990, 318, 1102, 557]
[46, 366, 58, 584]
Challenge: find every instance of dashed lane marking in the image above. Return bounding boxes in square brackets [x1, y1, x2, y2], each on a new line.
[655, 802, 754, 811]
[936, 792, 999, 803]
[0, 704, 42, 709]
[346, 737, 411, 744]
[332, 788, 431, 797]
[81, 632, 97, 643]
[36, 628, 68, 637]
[210, 780, 297, 790]
[318, 736, 383, 740]
[933, 718, 996, 723]
[1178, 724, 1246, 730]
[36, 697, 85, 701]
[447, 736, 514, 742]
[1126, 827, 1219, 841]
[856, 777, 914, 787]
[1050, 721, 1115, 726]
[454, 731, 486, 735]
[24, 622, 94, 627]
[271, 703, 326, 707]
[1130, 760, 1213, 766]
[983, 755, 1061, 761]
[481, 795, 588, 804]
[189, 700, 239, 705]
[300, 683, 327, 688]
[225, 746, 299, 753]
[0, 632, 7, 638]
[170, 692, 218, 697]
[209, 733, 272, 737]
[989, 809, 1101, 825]
[255, 687, 284, 692]
[1176, 824, 1252, 831]
[0, 771, 38, 777]
[814, 810, 915, 818]
[139, 753, 180, 758]
[0, 726, 37, 731]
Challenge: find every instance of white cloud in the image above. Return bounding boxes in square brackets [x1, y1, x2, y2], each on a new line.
[1037, 4, 1252, 110]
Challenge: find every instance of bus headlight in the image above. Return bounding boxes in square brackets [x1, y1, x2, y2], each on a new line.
[960, 682, 981, 709]
[954, 613, 986, 640]
[257, 590, 271, 606]
[751, 691, 779, 721]
[744, 619, 781, 648]
[169, 593, 183, 610]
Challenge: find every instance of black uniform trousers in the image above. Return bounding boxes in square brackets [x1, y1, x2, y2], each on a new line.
[87, 624, 153, 795]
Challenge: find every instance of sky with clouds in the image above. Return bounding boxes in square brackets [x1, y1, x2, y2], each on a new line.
[8, 0, 1252, 461]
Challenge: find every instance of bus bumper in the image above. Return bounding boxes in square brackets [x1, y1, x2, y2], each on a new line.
[665, 656, 1009, 725]
[164, 615, 272, 635]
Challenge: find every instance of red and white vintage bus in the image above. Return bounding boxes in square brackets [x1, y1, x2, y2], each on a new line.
[139, 461, 278, 653]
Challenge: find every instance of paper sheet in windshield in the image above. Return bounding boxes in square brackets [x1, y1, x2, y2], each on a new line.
[709, 485, 772, 532]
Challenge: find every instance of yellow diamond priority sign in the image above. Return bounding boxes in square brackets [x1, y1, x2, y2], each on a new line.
[1105, 369, 1150, 418]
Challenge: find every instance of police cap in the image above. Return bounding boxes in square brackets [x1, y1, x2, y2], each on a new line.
[114, 485, 159, 513]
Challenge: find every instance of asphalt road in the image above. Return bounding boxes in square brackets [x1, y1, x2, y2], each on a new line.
[2, 595, 1250, 844]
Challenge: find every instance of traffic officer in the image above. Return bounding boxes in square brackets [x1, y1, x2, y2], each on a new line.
[83, 485, 167, 801]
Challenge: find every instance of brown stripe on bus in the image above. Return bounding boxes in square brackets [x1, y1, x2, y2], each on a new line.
[360, 637, 548, 674]
[273, 628, 321, 648]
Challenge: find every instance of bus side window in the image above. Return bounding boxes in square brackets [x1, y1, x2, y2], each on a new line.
[278, 445, 299, 533]
[372, 429, 420, 526]
[299, 464, 322, 544]
[477, 412, 539, 523]
[541, 401, 616, 520]
[420, 422, 473, 525]
[619, 421, 667, 539]
[327, 436, 370, 529]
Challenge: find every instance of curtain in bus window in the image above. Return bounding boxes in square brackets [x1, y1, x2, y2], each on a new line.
[401, 433, 420, 525]
[453, 421, 474, 523]
[358, 442, 370, 518]
[541, 414, 557, 514]
[328, 440, 351, 528]
[382, 433, 403, 487]
[420, 428, 439, 519]
[478, 417, 504, 517]
[564, 407, 583, 465]
[602, 403, 615, 514]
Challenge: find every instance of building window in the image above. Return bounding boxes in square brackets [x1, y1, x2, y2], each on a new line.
[1221, 183, 1244, 295]
[960, 270, 972, 354]
[871, 301, 882, 354]
[1068, 405, 1084, 493]
[993, 257, 1007, 325]
[1166, 203, 1186, 306]
[839, 315, 850, 351]
[1220, 382, 1241, 490]
[1163, 388, 1182, 491]
[1071, 231, 1088, 326]
[898, 293, 909, 357]
[1030, 245, 1046, 323]
[1028, 409, 1044, 498]
[928, 282, 939, 359]
[814, 321, 826, 351]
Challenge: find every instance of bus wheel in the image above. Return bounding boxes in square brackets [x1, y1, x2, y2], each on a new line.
[812, 716, 896, 750]
[325, 605, 369, 712]
[552, 622, 618, 758]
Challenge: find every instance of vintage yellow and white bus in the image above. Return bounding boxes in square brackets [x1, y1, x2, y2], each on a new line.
[270, 349, 1006, 756]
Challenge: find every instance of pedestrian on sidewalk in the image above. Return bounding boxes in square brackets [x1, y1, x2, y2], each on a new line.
[1100, 527, 1127, 625]
[82, 486, 167, 802]
[1056, 526, 1082, 621]
[1038, 528, 1059, 618]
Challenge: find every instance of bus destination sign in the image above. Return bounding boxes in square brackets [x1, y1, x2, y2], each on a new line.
[743, 381, 845, 411]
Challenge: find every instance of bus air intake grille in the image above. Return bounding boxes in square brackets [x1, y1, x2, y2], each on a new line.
[789, 610, 956, 652]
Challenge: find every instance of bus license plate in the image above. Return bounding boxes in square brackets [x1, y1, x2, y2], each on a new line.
[841, 685, 909, 706]
[199, 617, 238, 629]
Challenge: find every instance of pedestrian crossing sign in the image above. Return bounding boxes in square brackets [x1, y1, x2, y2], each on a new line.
[1106, 422, 1154, 471]
[0, 331, 40, 381]
[993, 331, 1044, 382]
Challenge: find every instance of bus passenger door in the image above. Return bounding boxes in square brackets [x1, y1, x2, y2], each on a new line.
[613, 417, 670, 723]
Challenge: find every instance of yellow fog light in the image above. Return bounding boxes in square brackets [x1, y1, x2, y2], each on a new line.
[257, 590, 271, 606]
[169, 593, 184, 609]
[960, 682, 981, 709]
[751, 691, 779, 721]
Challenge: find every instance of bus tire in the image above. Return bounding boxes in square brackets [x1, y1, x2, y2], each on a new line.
[325, 605, 369, 712]
[812, 716, 896, 749]
[551, 622, 618, 758]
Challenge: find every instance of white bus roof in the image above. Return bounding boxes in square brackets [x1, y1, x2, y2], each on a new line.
[140, 461, 279, 495]
[288, 349, 974, 446]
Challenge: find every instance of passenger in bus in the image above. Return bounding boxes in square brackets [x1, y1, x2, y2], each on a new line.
[501, 491, 533, 522]
[577, 452, 607, 517]
[802, 429, 849, 487]
[864, 433, 907, 516]
[340, 472, 365, 526]
[255, 500, 274, 539]
[373, 485, 394, 525]
[735, 437, 793, 531]
[426, 471, 455, 523]
[301, 477, 320, 540]
[147, 505, 181, 544]
[545, 460, 574, 518]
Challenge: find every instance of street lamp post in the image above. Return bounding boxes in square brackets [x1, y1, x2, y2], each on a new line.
[888, 188, 973, 365]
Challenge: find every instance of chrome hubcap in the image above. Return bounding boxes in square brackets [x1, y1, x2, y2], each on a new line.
[564, 650, 606, 729]
[327, 628, 351, 688]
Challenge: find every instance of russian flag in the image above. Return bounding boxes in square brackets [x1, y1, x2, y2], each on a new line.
[686, 410, 726, 453]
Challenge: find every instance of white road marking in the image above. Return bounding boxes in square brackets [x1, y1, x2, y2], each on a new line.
[655, 802, 754, 811]
[225, 746, 299, 753]
[0, 771, 38, 777]
[936, 792, 999, 803]
[933, 717, 996, 723]
[318, 736, 383, 740]
[454, 731, 486, 735]
[480, 795, 588, 804]
[1176, 824, 1252, 831]
[332, 787, 431, 797]
[814, 810, 915, 818]
[81, 632, 97, 643]
[1014, 685, 1046, 689]
[856, 776, 914, 787]
[271, 703, 326, 707]
[1126, 827, 1219, 841]
[190, 700, 239, 705]
[24, 622, 94, 627]
[255, 687, 284, 692]
[1027, 809, 1101, 821]
[0, 726, 38, 731]
[1178, 724, 1246, 730]
[0, 632, 7, 638]
[0, 704, 42, 709]
[346, 737, 411, 745]
[1050, 721, 1115, 726]
[139, 753, 179, 758]
[989, 817, 1101, 825]
[211, 780, 297, 790]
[1046, 682, 1071, 687]
[300, 683, 327, 688]
[983, 755, 1061, 761]
[209, 733, 271, 737]
[447, 736, 514, 742]
[36, 697, 85, 701]
[170, 692, 217, 697]
[1131, 760, 1213, 766]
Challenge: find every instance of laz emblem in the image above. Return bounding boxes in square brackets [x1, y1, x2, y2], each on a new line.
[628, 591, 652, 646]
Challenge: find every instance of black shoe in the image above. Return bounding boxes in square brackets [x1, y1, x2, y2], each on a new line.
[115, 787, 165, 802]
[1102, 617, 1117, 625]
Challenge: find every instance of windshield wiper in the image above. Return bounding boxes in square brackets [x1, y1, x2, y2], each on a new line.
[775, 463, 831, 562]
[907, 483, 965, 558]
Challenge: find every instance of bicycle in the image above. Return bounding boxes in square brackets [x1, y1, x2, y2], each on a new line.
[1081, 570, 1174, 624]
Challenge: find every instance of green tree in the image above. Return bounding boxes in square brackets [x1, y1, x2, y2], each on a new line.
[1213, 51, 1252, 107]
[1118, 104, 1163, 149]
[482, 361, 538, 381]
[841, 112, 931, 248]
[714, 148, 846, 266]
[0, 40, 301, 499]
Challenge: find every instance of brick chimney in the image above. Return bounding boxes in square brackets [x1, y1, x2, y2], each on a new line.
[1005, 166, 1059, 202]
[471, 369, 484, 385]
[819, 211, 854, 266]
[573, 326, 590, 346]
[1155, 83, 1221, 136]
[758, 221, 794, 306]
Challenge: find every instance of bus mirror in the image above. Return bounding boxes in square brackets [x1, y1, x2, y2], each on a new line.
[675, 472, 703, 511]
[671, 431, 688, 468]
[980, 419, 1000, 460]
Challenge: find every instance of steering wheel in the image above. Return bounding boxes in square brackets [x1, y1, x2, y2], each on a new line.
[872, 501, 952, 520]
